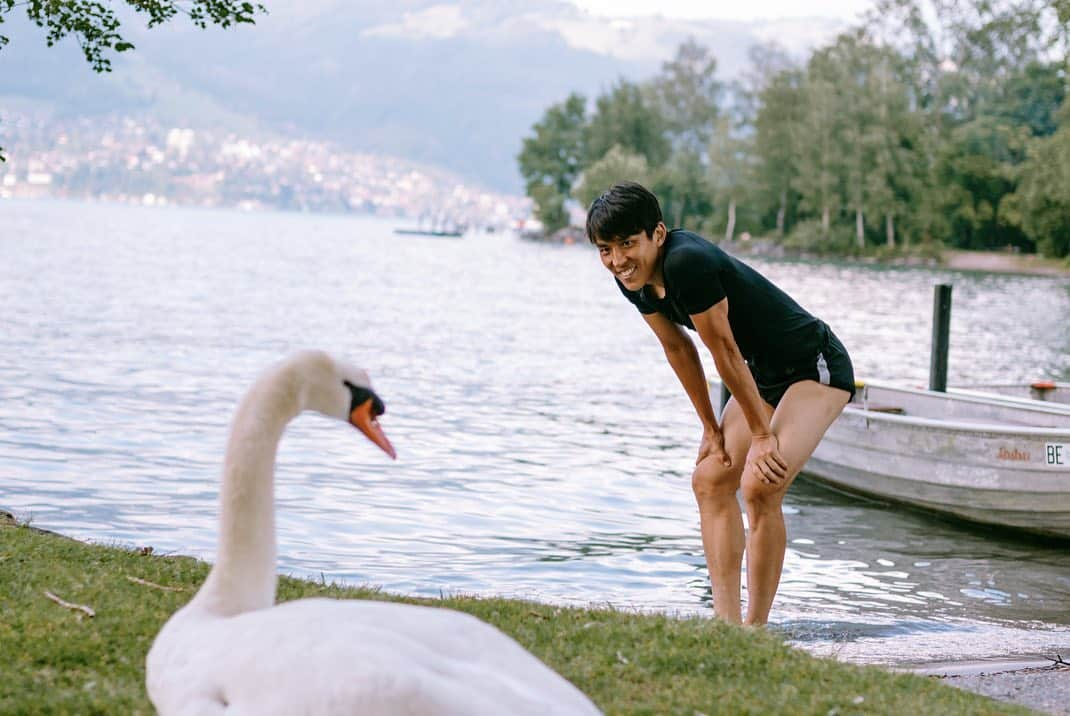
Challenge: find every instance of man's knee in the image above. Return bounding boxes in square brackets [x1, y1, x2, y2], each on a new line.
[691, 458, 741, 505]
[740, 471, 790, 515]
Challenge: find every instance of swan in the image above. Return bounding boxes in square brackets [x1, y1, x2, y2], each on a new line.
[146, 350, 600, 715]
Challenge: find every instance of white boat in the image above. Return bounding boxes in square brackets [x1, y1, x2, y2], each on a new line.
[804, 381, 1070, 539]
[950, 381, 1070, 407]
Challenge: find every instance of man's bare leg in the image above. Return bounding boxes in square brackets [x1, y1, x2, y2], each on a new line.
[741, 381, 850, 626]
[692, 398, 767, 623]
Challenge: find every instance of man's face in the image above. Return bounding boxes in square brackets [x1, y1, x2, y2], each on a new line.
[594, 223, 666, 290]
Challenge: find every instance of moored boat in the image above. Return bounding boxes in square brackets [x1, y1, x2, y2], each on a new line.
[950, 381, 1070, 407]
[803, 381, 1070, 539]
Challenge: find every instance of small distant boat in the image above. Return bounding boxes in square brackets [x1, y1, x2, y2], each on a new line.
[803, 381, 1070, 539]
[393, 228, 464, 238]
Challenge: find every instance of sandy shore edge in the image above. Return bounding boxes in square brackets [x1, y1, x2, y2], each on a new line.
[905, 658, 1070, 715]
[940, 250, 1070, 277]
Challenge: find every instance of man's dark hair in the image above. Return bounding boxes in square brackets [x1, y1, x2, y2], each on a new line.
[585, 181, 663, 244]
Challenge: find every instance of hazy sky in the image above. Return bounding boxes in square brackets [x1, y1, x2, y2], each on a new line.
[568, 0, 873, 22]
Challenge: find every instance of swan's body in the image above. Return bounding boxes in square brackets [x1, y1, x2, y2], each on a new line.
[146, 350, 599, 715]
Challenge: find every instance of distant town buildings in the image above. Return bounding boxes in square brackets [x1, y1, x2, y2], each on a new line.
[0, 112, 530, 231]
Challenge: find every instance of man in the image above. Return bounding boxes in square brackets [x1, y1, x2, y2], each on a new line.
[587, 182, 854, 625]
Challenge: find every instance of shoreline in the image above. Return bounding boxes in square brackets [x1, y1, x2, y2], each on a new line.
[908, 656, 1063, 677]
[733, 242, 1070, 278]
[940, 249, 1070, 278]
[536, 227, 1070, 279]
[906, 657, 1070, 716]
[4, 507, 1065, 714]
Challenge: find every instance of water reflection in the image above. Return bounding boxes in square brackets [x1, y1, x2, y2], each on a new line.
[1, 199, 1068, 666]
[786, 479, 1070, 622]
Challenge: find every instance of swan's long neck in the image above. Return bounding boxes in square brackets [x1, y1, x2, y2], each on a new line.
[192, 363, 304, 616]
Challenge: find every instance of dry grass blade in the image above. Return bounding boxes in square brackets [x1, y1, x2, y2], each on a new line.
[126, 575, 186, 592]
[43, 590, 96, 617]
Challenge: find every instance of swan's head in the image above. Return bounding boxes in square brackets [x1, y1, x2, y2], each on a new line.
[294, 350, 396, 460]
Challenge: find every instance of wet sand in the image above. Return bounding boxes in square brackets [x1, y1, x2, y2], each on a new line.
[910, 658, 1070, 715]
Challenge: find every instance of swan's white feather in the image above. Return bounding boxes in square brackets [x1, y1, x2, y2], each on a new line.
[149, 598, 596, 715]
[145, 351, 600, 715]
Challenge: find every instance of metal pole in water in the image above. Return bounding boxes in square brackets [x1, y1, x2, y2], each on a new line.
[929, 283, 953, 392]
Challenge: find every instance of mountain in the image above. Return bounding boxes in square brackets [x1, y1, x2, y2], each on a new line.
[0, 1, 844, 192]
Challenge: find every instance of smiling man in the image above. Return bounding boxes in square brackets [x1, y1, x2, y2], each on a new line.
[587, 181, 855, 625]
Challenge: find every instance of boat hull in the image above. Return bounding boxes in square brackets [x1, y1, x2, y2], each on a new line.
[804, 383, 1070, 538]
[950, 382, 1070, 407]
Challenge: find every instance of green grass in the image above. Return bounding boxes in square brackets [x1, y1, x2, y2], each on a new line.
[0, 518, 1029, 715]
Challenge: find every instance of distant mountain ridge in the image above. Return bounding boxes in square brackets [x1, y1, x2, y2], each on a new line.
[0, 1, 843, 192]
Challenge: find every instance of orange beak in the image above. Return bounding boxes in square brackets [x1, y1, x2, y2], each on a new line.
[350, 399, 396, 459]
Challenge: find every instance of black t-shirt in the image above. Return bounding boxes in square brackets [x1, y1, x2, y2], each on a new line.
[615, 229, 824, 365]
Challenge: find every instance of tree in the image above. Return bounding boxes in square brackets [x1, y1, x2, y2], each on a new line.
[584, 80, 670, 169]
[1009, 107, 1070, 257]
[936, 116, 1031, 250]
[793, 52, 844, 242]
[0, 0, 266, 161]
[707, 117, 752, 242]
[653, 149, 713, 231]
[572, 145, 651, 209]
[1051, 0, 1070, 52]
[994, 61, 1066, 137]
[843, 31, 920, 249]
[517, 0, 1070, 255]
[751, 64, 804, 238]
[647, 38, 722, 156]
[866, 54, 923, 248]
[0, 0, 265, 72]
[737, 41, 795, 123]
[861, 0, 950, 245]
[860, 0, 1066, 246]
[928, 0, 1053, 123]
[823, 33, 876, 249]
[517, 93, 587, 233]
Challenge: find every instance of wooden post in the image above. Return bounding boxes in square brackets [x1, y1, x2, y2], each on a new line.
[929, 284, 952, 392]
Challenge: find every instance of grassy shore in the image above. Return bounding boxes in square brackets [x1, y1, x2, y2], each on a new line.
[0, 516, 1031, 715]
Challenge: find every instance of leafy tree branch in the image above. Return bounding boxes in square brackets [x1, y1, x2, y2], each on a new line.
[0, 0, 267, 161]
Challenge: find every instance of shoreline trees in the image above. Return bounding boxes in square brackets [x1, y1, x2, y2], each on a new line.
[517, 0, 1069, 258]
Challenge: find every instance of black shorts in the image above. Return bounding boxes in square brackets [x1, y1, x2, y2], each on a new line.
[748, 322, 856, 408]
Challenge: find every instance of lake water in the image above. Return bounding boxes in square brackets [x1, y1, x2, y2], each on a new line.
[2, 199, 1068, 666]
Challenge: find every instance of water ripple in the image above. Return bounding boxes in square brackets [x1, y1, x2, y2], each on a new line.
[1, 199, 1068, 665]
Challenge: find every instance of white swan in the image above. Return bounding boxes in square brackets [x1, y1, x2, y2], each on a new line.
[146, 350, 600, 715]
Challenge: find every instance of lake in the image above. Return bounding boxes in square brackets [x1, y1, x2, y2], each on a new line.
[2, 198, 1068, 666]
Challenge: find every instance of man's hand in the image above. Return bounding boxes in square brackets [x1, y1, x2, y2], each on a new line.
[745, 433, 788, 485]
[698, 426, 731, 467]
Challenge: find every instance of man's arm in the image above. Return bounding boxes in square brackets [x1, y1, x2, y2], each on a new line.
[690, 299, 788, 484]
[642, 312, 730, 466]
